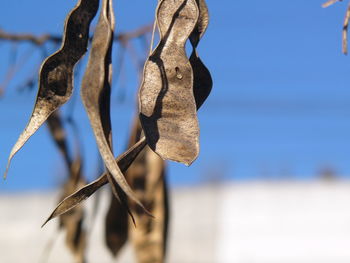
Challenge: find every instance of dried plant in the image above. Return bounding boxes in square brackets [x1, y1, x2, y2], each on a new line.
[126, 117, 169, 263]
[323, 0, 350, 54]
[1, 0, 212, 262]
[139, 0, 200, 166]
[47, 111, 87, 263]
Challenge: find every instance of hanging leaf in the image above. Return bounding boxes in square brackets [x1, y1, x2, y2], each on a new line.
[47, 111, 87, 263]
[104, 115, 143, 257]
[190, 0, 212, 110]
[5, 0, 100, 178]
[80, 0, 145, 213]
[105, 190, 129, 257]
[139, 0, 200, 166]
[132, 148, 168, 263]
[58, 155, 86, 263]
[46, 110, 72, 169]
[125, 118, 169, 263]
[42, 137, 147, 226]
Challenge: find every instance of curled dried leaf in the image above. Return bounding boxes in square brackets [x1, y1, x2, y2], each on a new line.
[104, 116, 142, 256]
[5, 0, 99, 178]
[42, 137, 147, 226]
[139, 0, 200, 166]
[81, 0, 145, 212]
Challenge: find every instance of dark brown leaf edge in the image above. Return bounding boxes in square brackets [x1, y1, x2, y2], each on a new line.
[190, 0, 213, 110]
[42, 137, 147, 227]
[138, 0, 200, 166]
[5, 0, 99, 178]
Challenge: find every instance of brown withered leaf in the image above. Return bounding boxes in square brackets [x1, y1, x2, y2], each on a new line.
[190, 0, 212, 110]
[5, 0, 99, 178]
[81, 0, 145, 213]
[53, 117, 87, 263]
[46, 108, 86, 262]
[103, 1, 130, 256]
[131, 148, 168, 263]
[102, 0, 138, 227]
[139, 0, 200, 166]
[126, 118, 169, 263]
[59, 159, 86, 263]
[46, 110, 72, 169]
[105, 189, 129, 257]
[104, 116, 142, 257]
[42, 137, 147, 226]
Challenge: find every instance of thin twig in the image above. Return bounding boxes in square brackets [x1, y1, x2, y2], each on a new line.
[0, 24, 153, 95]
[0, 29, 61, 45]
[0, 24, 153, 46]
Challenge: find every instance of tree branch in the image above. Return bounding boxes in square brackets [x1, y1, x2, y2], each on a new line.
[0, 24, 153, 46]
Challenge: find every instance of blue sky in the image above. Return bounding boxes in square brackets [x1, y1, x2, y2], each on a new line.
[1, 0, 350, 191]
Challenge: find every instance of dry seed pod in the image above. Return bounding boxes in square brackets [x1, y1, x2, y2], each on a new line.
[139, 0, 200, 166]
[46, 113, 87, 263]
[130, 148, 168, 263]
[46, 110, 72, 169]
[43, 137, 147, 226]
[104, 116, 169, 261]
[104, 116, 143, 257]
[51, 117, 87, 263]
[81, 0, 145, 212]
[59, 162, 87, 263]
[126, 119, 168, 263]
[105, 192, 129, 257]
[190, 0, 212, 110]
[104, 1, 130, 256]
[5, 0, 99, 178]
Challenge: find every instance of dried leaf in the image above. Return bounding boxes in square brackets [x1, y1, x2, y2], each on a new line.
[5, 0, 99, 178]
[46, 107, 86, 262]
[61, 216, 86, 263]
[59, 175, 87, 263]
[46, 110, 72, 169]
[81, 0, 145, 213]
[56, 121, 86, 263]
[131, 148, 168, 263]
[139, 0, 200, 166]
[126, 118, 169, 263]
[190, 0, 212, 110]
[104, 116, 142, 257]
[42, 137, 147, 226]
[105, 191, 129, 257]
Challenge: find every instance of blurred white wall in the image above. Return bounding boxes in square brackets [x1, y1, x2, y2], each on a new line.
[1, 181, 350, 263]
